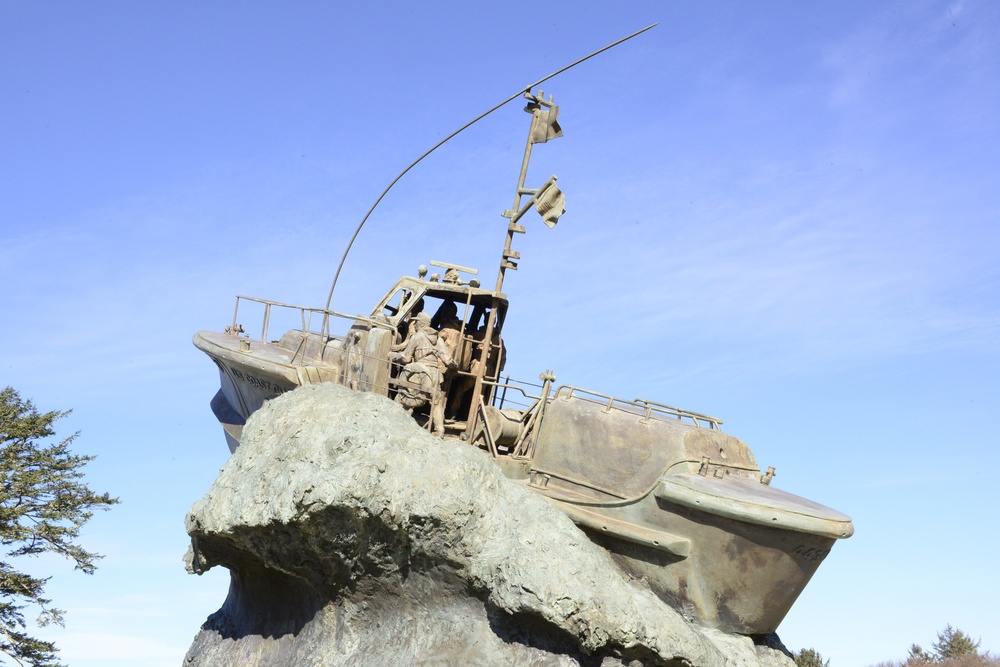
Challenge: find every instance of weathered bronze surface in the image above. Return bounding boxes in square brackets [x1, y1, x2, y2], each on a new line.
[193, 89, 854, 635]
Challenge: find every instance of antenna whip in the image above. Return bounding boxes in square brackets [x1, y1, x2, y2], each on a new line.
[325, 22, 658, 310]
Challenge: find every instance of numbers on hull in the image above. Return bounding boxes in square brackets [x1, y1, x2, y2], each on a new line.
[230, 368, 286, 396]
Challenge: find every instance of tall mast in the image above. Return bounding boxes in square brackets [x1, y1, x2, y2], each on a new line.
[323, 23, 655, 322]
[493, 90, 561, 295]
[465, 91, 564, 439]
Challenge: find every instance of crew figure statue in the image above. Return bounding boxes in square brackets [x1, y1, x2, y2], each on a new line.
[390, 312, 456, 437]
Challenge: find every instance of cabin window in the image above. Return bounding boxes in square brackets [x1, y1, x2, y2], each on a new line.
[381, 289, 408, 318]
[382, 289, 433, 322]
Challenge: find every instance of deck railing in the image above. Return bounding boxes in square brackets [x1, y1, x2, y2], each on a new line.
[552, 385, 723, 430]
[230, 294, 389, 343]
[226, 296, 723, 434]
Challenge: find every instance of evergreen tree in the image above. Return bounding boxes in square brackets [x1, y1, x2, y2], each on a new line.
[906, 643, 935, 665]
[795, 647, 831, 667]
[0, 388, 118, 666]
[933, 625, 981, 660]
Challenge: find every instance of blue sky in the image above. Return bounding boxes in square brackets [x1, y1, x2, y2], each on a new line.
[2, 2, 998, 665]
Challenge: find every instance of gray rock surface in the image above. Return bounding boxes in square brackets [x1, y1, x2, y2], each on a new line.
[184, 383, 795, 667]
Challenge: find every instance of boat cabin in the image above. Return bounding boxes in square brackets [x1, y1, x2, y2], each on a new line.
[336, 262, 509, 439]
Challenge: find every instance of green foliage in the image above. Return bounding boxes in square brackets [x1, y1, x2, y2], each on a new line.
[907, 644, 936, 666]
[0, 388, 118, 667]
[887, 626, 991, 667]
[795, 648, 830, 667]
[933, 626, 982, 661]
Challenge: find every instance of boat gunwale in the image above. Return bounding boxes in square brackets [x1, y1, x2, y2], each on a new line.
[656, 475, 854, 539]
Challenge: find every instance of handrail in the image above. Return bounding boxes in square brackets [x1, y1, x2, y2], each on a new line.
[483, 378, 545, 407]
[229, 294, 394, 342]
[221, 294, 726, 437]
[632, 397, 723, 429]
[554, 385, 723, 431]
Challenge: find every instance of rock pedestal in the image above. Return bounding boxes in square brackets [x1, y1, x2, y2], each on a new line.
[184, 383, 794, 667]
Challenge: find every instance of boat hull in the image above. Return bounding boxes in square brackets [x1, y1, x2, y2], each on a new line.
[548, 486, 843, 634]
[193, 326, 392, 451]
[519, 390, 853, 635]
[194, 331, 303, 452]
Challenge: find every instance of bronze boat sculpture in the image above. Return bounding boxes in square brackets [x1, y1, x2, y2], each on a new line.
[194, 89, 854, 636]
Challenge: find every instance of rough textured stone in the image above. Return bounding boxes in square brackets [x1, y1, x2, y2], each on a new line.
[183, 383, 796, 667]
